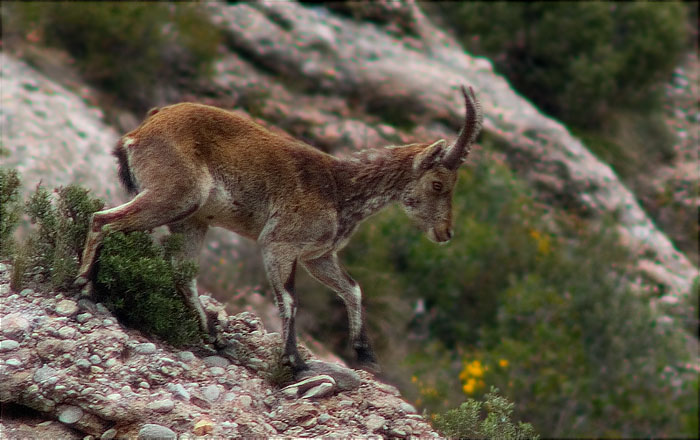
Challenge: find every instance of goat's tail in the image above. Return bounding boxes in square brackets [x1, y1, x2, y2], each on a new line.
[112, 139, 138, 195]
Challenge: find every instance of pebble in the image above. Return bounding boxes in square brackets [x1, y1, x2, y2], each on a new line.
[236, 394, 252, 407]
[202, 384, 221, 402]
[0, 339, 20, 351]
[177, 351, 195, 362]
[270, 420, 288, 431]
[166, 383, 190, 401]
[100, 428, 118, 440]
[146, 399, 175, 413]
[95, 303, 111, 315]
[5, 358, 22, 367]
[57, 405, 83, 424]
[209, 366, 226, 376]
[137, 424, 176, 440]
[1, 313, 30, 339]
[365, 414, 386, 432]
[104, 358, 117, 368]
[89, 354, 102, 364]
[57, 326, 77, 339]
[55, 299, 78, 316]
[19, 288, 34, 296]
[400, 401, 417, 414]
[134, 343, 156, 354]
[203, 355, 230, 368]
[76, 359, 91, 370]
[76, 313, 93, 323]
[34, 365, 58, 383]
[318, 413, 331, 424]
[90, 366, 104, 374]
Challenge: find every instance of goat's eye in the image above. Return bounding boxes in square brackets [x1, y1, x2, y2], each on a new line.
[432, 181, 443, 192]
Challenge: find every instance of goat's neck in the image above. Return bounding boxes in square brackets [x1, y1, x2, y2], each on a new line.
[333, 146, 417, 227]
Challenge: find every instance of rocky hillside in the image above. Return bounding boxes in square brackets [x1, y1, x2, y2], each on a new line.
[1, 2, 698, 436]
[0, 262, 436, 439]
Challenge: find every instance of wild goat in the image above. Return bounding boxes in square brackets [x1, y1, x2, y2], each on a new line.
[76, 86, 482, 373]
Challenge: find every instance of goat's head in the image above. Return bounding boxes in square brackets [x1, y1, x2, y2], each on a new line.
[400, 86, 483, 243]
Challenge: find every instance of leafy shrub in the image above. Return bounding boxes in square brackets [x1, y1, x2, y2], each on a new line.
[0, 168, 22, 257]
[94, 231, 201, 347]
[18, 184, 104, 290]
[428, 2, 687, 129]
[9, 3, 221, 111]
[434, 387, 539, 440]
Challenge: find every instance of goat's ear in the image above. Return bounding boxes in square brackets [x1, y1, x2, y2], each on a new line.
[413, 140, 447, 172]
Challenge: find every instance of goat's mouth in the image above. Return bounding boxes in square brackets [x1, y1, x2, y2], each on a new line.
[428, 227, 452, 243]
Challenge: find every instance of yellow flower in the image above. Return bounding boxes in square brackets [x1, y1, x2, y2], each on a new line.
[411, 375, 418, 384]
[467, 360, 484, 378]
[499, 359, 509, 368]
[462, 378, 477, 394]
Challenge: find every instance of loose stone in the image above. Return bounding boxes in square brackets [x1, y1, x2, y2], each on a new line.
[100, 428, 118, 440]
[209, 366, 225, 376]
[57, 405, 83, 424]
[57, 326, 77, 339]
[5, 358, 22, 367]
[203, 355, 230, 368]
[55, 299, 78, 317]
[202, 384, 221, 402]
[76, 313, 92, 323]
[0, 339, 20, 351]
[135, 342, 156, 354]
[147, 399, 175, 413]
[137, 424, 176, 440]
[177, 351, 195, 362]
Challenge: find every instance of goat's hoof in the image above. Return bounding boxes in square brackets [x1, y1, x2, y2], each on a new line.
[74, 275, 89, 289]
[359, 360, 381, 375]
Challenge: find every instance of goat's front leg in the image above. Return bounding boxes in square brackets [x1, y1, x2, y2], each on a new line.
[303, 252, 379, 373]
[261, 245, 307, 373]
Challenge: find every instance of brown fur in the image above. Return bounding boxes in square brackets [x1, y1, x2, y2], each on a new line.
[76, 87, 482, 373]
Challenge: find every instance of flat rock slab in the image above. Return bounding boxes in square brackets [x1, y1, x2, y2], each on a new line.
[296, 360, 361, 392]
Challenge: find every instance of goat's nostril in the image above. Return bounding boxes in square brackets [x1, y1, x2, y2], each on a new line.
[446, 229, 453, 240]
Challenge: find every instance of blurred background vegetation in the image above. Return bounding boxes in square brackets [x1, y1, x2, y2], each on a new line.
[2, 1, 698, 438]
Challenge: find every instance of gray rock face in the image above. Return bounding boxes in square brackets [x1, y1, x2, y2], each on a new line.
[0, 53, 123, 204]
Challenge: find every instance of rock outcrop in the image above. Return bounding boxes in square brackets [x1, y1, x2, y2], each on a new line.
[0, 262, 437, 439]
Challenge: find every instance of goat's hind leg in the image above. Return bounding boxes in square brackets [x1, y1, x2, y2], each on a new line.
[168, 219, 219, 345]
[75, 189, 202, 287]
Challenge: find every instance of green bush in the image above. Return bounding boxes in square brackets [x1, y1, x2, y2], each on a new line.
[434, 387, 539, 440]
[428, 2, 687, 129]
[9, 3, 221, 111]
[0, 168, 22, 257]
[94, 231, 201, 347]
[20, 184, 104, 290]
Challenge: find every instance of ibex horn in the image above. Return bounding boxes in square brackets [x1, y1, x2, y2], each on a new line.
[443, 85, 483, 170]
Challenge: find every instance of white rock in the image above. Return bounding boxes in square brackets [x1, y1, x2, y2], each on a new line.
[55, 300, 78, 316]
[57, 405, 83, 424]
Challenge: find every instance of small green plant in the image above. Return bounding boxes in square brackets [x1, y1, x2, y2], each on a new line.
[8, 3, 221, 112]
[0, 168, 22, 257]
[93, 231, 201, 347]
[18, 183, 104, 290]
[263, 346, 296, 388]
[434, 387, 539, 440]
